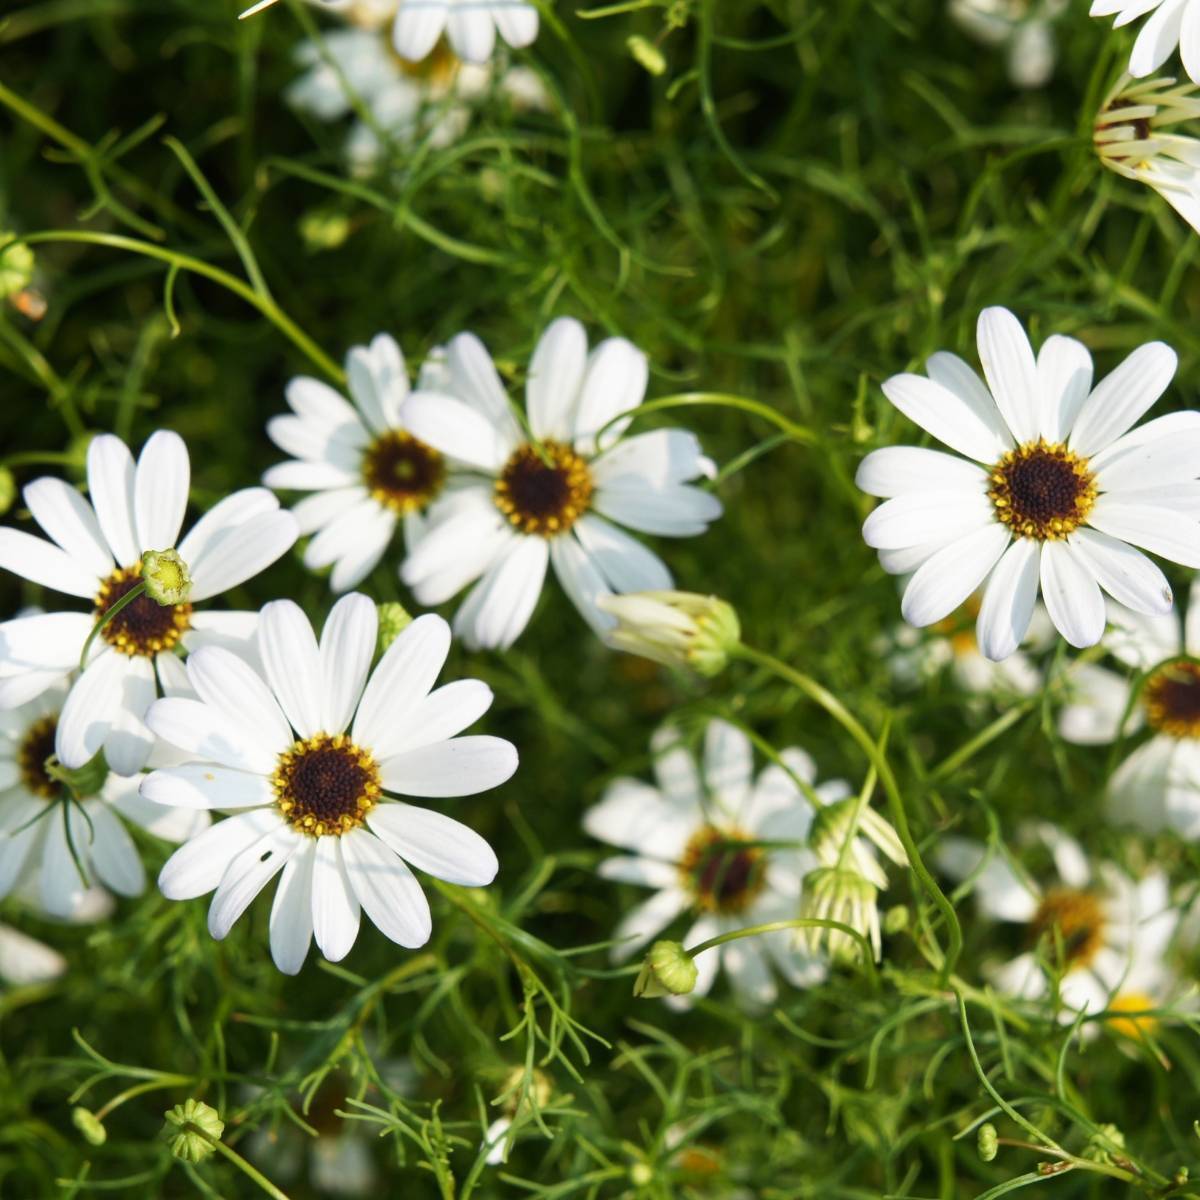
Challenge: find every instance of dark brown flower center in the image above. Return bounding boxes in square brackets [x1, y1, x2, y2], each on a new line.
[494, 441, 593, 537]
[1144, 659, 1200, 738]
[18, 714, 58, 799]
[1029, 888, 1106, 969]
[93, 564, 192, 658]
[361, 429, 445, 515]
[989, 440, 1096, 540]
[679, 826, 765, 915]
[272, 733, 381, 837]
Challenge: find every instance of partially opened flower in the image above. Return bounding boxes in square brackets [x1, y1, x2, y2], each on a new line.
[0, 684, 207, 919]
[858, 307, 1200, 661]
[1091, 0, 1200, 85]
[583, 719, 837, 1009]
[143, 595, 516, 973]
[0, 431, 298, 774]
[401, 319, 722, 650]
[391, 0, 538, 65]
[1057, 577, 1200, 836]
[265, 336, 457, 592]
[937, 823, 1178, 1019]
[1095, 75, 1200, 234]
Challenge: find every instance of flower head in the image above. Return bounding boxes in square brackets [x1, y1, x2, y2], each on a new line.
[1090, 0, 1200, 86]
[634, 939, 699, 998]
[163, 1100, 224, 1163]
[858, 307, 1196, 661]
[798, 866, 882, 962]
[140, 549, 192, 606]
[144, 595, 516, 973]
[598, 590, 740, 676]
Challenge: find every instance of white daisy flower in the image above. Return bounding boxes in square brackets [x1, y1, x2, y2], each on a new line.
[287, 23, 549, 170]
[1095, 74, 1200, 235]
[950, 0, 1067, 89]
[1091, 0, 1200, 86]
[1056, 576, 1200, 836]
[0, 684, 207, 919]
[583, 719, 834, 1009]
[0, 431, 298, 774]
[400, 318, 723, 650]
[143, 594, 517, 973]
[264, 336, 463, 592]
[391, 0, 538, 65]
[857, 307, 1200, 661]
[937, 822, 1178, 1021]
[0, 924, 66, 986]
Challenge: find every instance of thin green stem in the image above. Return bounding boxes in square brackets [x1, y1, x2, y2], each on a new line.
[182, 1127, 291, 1200]
[95, 1077, 192, 1122]
[79, 581, 146, 670]
[687, 917, 878, 986]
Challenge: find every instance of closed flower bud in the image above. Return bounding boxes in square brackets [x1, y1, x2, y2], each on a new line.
[73, 1107, 107, 1146]
[799, 866, 881, 962]
[141, 549, 192, 606]
[977, 1123, 998, 1162]
[1083, 1124, 1126, 1166]
[627, 35, 666, 76]
[163, 1099, 224, 1163]
[634, 939, 698, 998]
[377, 602, 414, 655]
[0, 237, 34, 302]
[598, 591, 740, 678]
[299, 207, 353, 252]
[0, 467, 15, 517]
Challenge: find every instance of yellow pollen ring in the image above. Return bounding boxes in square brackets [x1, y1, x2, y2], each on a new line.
[93, 563, 193, 658]
[1029, 888, 1107, 969]
[1143, 658, 1200, 739]
[494, 440, 594, 537]
[272, 732, 382, 838]
[1107, 991, 1159, 1041]
[988, 439, 1097, 541]
[678, 824, 765, 915]
[361, 428, 446, 515]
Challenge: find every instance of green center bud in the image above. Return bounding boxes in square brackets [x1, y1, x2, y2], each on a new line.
[0, 237, 35, 302]
[598, 591, 741, 678]
[141, 549, 192, 606]
[977, 1123, 998, 1163]
[633, 940, 698, 999]
[163, 1099, 224, 1164]
[72, 1107, 107, 1146]
[376, 601, 414, 656]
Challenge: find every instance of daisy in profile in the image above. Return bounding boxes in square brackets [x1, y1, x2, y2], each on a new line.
[1057, 578, 1200, 836]
[0, 431, 297, 774]
[265, 335, 460, 591]
[949, 0, 1067, 89]
[391, 0, 538, 65]
[1094, 75, 1200, 235]
[400, 318, 723, 650]
[0, 684, 207, 919]
[1091, 0, 1200, 85]
[143, 595, 516, 973]
[287, 6, 549, 170]
[583, 719, 839, 1009]
[937, 823, 1178, 1023]
[858, 307, 1199, 661]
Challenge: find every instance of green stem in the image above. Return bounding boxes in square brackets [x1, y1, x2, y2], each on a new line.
[734, 642, 963, 982]
[180, 1125, 291, 1200]
[79, 581, 146, 670]
[95, 1076, 192, 1122]
[595, 392, 815, 448]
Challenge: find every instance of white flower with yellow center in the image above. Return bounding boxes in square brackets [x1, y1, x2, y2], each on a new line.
[950, 0, 1067, 89]
[143, 595, 516, 973]
[858, 307, 1200, 661]
[400, 318, 723, 650]
[0, 685, 207, 919]
[264, 336, 464, 592]
[583, 719, 840, 1009]
[391, 0, 538, 65]
[937, 823, 1177, 1021]
[0, 432, 298, 775]
[1091, 0, 1200, 85]
[1057, 577, 1200, 836]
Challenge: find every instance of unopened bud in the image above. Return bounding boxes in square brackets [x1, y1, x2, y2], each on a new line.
[977, 1123, 998, 1162]
[377, 602, 414, 655]
[73, 1107, 107, 1146]
[598, 591, 740, 678]
[141, 549, 192, 606]
[0, 237, 34, 301]
[634, 940, 698, 998]
[627, 35, 666, 75]
[0, 467, 15, 517]
[299, 207, 352, 252]
[163, 1099, 224, 1163]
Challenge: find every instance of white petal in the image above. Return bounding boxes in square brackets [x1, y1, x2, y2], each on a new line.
[400, 490, 509, 604]
[208, 822, 300, 939]
[901, 523, 1011, 627]
[367, 802, 498, 886]
[1087, 496, 1200, 569]
[353, 613, 451, 752]
[40, 807, 90, 918]
[105, 780, 209, 841]
[573, 337, 648, 454]
[1068, 342, 1178, 456]
[494, 4, 538, 47]
[141, 763, 276, 811]
[527, 317, 586, 441]
[881, 371, 1010, 464]
[854, 447, 987, 497]
[311, 837, 361, 961]
[341, 828, 432, 946]
[862, 491, 994, 550]
[291, 487, 366, 536]
[1089, 409, 1200, 473]
[86, 434, 140, 564]
[592, 482, 722, 537]
[102, 654, 157, 776]
[402, 392, 508, 473]
[446, 8, 496, 61]
[380, 735, 517, 797]
[977, 306, 1039, 443]
[935, 836, 1038, 922]
[583, 778, 695, 859]
[144, 696, 277, 774]
[392, 1, 447, 60]
[319, 593, 377, 734]
[722, 935, 776, 1008]
[444, 331, 521, 440]
[158, 808, 283, 899]
[610, 886, 689, 962]
[1037, 334, 1094, 443]
[703, 719, 753, 812]
[1128, 0, 1188, 76]
[87, 803, 145, 896]
[177, 487, 279, 578]
[270, 838, 315, 974]
[1040, 540, 1106, 648]
[257, 599, 323, 739]
[0, 925, 65, 985]
[54, 651, 130, 770]
[1094, 428, 1200, 492]
[134, 430, 190, 552]
[591, 430, 711, 488]
[976, 537, 1040, 661]
[0, 612, 91, 672]
[187, 510, 298, 603]
[573, 515, 672, 592]
[0, 529, 99, 597]
[284, 375, 360, 426]
[1068, 527, 1173, 613]
[327, 509, 396, 594]
[453, 537, 548, 651]
[1183, 0, 1200, 82]
[1058, 664, 1136, 745]
[597, 855, 678, 888]
[263, 460, 358, 491]
[23, 477, 112, 578]
[548, 533, 613, 637]
[267, 416, 364, 470]
[346, 335, 408, 434]
[376, 679, 494, 759]
[185, 645, 292, 755]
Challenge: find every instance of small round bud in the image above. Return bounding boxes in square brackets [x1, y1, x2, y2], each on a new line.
[0, 238, 35, 302]
[1083, 1123, 1126, 1165]
[377, 602, 414, 655]
[627, 35, 666, 76]
[629, 1162, 653, 1185]
[883, 905, 909, 935]
[977, 1123, 998, 1162]
[634, 940, 698, 999]
[299, 208, 353, 252]
[73, 1107, 107, 1146]
[163, 1099, 224, 1164]
[141, 549, 192, 606]
[0, 467, 15, 517]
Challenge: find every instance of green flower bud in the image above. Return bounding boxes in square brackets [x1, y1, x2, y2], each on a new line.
[883, 905, 909, 935]
[0, 467, 15, 517]
[598, 591, 740, 678]
[0, 238, 35, 302]
[627, 35, 666, 76]
[73, 1107, 107, 1146]
[629, 1161, 654, 1185]
[377, 602, 414, 655]
[141, 549, 192, 606]
[163, 1099, 224, 1164]
[634, 940, 698, 999]
[1083, 1123, 1126, 1165]
[977, 1123, 998, 1162]
[299, 207, 352, 252]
